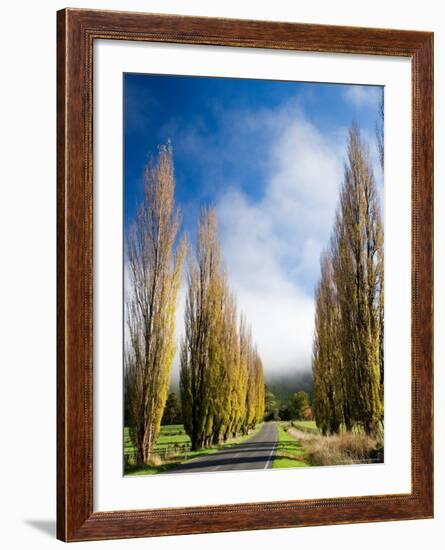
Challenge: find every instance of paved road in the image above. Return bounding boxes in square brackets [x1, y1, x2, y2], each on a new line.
[163, 422, 278, 474]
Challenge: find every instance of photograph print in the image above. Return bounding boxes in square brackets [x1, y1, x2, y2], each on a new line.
[123, 73, 384, 476]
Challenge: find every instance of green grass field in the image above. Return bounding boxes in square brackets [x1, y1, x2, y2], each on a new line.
[124, 424, 190, 454]
[291, 420, 320, 434]
[124, 424, 262, 475]
[272, 422, 311, 468]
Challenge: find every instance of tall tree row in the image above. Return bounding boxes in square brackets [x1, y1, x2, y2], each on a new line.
[312, 125, 384, 436]
[180, 208, 265, 450]
[376, 93, 385, 399]
[125, 145, 186, 465]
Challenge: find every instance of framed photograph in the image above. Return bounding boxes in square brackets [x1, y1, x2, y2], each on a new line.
[57, 8, 433, 542]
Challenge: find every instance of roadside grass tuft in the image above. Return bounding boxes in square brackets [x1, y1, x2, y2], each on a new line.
[287, 425, 383, 466]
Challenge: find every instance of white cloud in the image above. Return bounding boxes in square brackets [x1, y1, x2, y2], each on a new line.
[161, 101, 381, 382]
[212, 105, 345, 376]
[344, 85, 381, 108]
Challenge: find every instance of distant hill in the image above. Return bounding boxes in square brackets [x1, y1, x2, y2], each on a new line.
[265, 370, 313, 404]
[169, 370, 314, 405]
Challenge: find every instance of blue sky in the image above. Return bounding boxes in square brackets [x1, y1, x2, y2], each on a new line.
[124, 73, 383, 377]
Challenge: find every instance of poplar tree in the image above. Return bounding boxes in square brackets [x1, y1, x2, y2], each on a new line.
[180, 208, 265, 449]
[240, 317, 255, 434]
[227, 309, 247, 439]
[180, 208, 223, 450]
[312, 125, 384, 436]
[312, 251, 344, 435]
[125, 144, 186, 465]
[239, 318, 265, 434]
[334, 125, 383, 434]
[253, 349, 265, 426]
[376, 97, 385, 404]
[207, 270, 234, 445]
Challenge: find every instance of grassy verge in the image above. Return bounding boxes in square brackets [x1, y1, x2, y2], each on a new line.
[124, 424, 262, 476]
[272, 423, 310, 469]
[124, 447, 216, 476]
[290, 420, 320, 434]
[273, 421, 383, 468]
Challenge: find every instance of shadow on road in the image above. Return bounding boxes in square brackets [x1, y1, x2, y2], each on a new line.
[164, 451, 274, 473]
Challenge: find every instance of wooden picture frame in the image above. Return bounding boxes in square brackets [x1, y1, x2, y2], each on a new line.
[57, 8, 434, 542]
